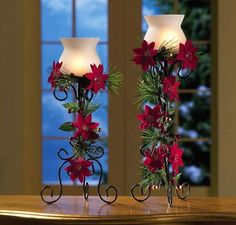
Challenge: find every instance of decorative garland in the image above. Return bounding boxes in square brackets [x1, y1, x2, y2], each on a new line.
[131, 40, 199, 206]
[41, 62, 122, 204]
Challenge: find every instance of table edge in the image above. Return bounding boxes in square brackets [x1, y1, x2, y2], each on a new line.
[0, 210, 235, 225]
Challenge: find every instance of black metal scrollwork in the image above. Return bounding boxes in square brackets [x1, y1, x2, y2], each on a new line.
[40, 148, 76, 204]
[41, 77, 118, 204]
[175, 182, 190, 200]
[131, 59, 192, 206]
[131, 184, 151, 202]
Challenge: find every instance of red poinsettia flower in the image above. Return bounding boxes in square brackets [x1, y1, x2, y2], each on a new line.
[48, 61, 63, 88]
[132, 40, 158, 71]
[137, 105, 163, 130]
[157, 145, 169, 160]
[163, 75, 180, 101]
[65, 157, 93, 183]
[72, 113, 99, 141]
[169, 143, 184, 175]
[177, 40, 198, 71]
[143, 150, 163, 172]
[85, 64, 108, 93]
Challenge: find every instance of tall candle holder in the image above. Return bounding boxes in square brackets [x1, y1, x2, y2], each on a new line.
[130, 15, 199, 207]
[41, 38, 122, 204]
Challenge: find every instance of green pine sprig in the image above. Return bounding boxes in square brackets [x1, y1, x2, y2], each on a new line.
[107, 66, 123, 94]
[136, 72, 162, 107]
[139, 166, 163, 191]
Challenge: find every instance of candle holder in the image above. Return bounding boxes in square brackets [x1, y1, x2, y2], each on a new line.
[41, 38, 122, 204]
[130, 15, 199, 207]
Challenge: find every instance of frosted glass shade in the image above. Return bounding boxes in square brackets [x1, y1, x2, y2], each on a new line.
[144, 15, 186, 50]
[59, 38, 101, 77]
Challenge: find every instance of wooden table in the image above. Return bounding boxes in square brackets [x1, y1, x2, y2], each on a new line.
[0, 196, 235, 224]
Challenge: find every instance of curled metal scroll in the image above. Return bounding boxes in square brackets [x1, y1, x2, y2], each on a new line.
[131, 184, 151, 202]
[164, 157, 173, 207]
[175, 182, 190, 200]
[167, 60, 192, 80]
[40, 148, 76, 204]
[83, 181, 89, 200]
[83, 158, 117, 204]
[42, 77, 119, 205]
[149, 66, 159, 79]
[166, 186, 173, 207]
[53, 88, 68, 101]
[139, 142, 150, 157]
[86, 146, 104, 159]
[82, 162, 95, 200]
[177, 67, 192, 80]
[85, 90, 94, 101]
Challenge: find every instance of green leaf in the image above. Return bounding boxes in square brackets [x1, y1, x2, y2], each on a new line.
[59, 122, 75, 132]
[63, 102, 79, 113]
[83, 101, 100, 116]
[173, 173, 182, 182]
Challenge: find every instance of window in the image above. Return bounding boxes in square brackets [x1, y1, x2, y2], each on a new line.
[142, 0, 212, 185]
[40, 0, 213, 195]
[41, 0, 108, 185]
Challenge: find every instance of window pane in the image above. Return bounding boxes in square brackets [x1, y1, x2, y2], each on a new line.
[42, 140, 72, 184]
[179, 141, 210, 185]
[94, 106, 108, 137]
[42, 139, 108, 185]
[97, 44, 108, 71]
[41, 44, 63, 89]
[142, 0, 174, 33]
[76, 0, 108, 42]
[41, 0, 72, 41]
[41, 0, 109, 185]
[180, 0, 211, 40]
[178, 92, 211, 138]
[42, 91, 73, 137]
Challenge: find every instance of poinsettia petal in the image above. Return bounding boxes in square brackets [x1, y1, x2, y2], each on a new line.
[142, 40, 149, 49]
[82, 132, 90, 141]
[142, 61, 149, 71]
[85, 114, 92, 124]
[137, 114, 144, 121]
[77, 114, 84, 127]
[89, 131, 100, 140]
[97, 64, 104, 74]
[133, 48, 144, 55]
[145, 105, 151, 114]
[83, 168, 92, 177]
[90, 64, 97, 72]
[85, 72, 94, 80]
[90, 122, 99, 130]
[93, 84, 101, 93]
[149, 42, 155, 50]
[78, 173, 84, 183]
[132, 55, 143, 65]
[84, 160, 93, 167]
[64, 165, 71, 172]
[102, 74, 108, 81]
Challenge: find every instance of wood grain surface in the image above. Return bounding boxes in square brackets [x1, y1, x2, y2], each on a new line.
[0, 196, 235, 224]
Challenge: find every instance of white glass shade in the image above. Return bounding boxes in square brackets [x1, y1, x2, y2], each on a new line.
[144, 15, 186, 50]
[59, 38, 101, 77]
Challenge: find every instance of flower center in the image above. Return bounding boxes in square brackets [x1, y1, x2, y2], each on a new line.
[76, 165, 82, 171]
[144, 50, 151, 57]
[185, 52, 193, 60]
[94, 76, 102, 83]
[146, 115, 156, 123]
[82, 125, 89, 131]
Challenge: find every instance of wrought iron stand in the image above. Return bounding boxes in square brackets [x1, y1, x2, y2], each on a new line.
[41, 77, 118, 204]
[131, 58, 192, 207]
